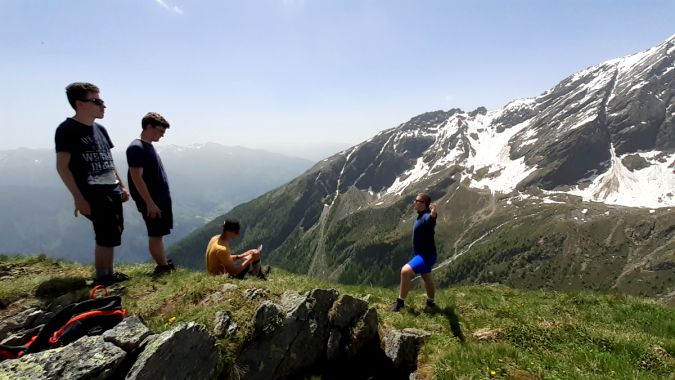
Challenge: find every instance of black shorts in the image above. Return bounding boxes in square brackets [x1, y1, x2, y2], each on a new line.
[232, 265, 249, 279]
[138, 201, 173, 237]
[230, 259, 259, 279]
[84, 185, 124, 247]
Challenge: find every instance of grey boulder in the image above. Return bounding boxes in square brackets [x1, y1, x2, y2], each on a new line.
[125, 322, 219, 380]
[102, 315, 153, 352]
[0, 335, 126, 380]
[383, 328, 431, 375]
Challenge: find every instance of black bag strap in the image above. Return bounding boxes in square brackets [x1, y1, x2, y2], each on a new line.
[0, 344, 24, 360]
[21, 296, 122, 355]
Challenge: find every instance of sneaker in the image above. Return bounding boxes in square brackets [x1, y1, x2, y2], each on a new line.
[93, 271, 130, 287]
[425, 299, 438, 311]
[112, 271, 130, 281]
[153, 259, 176, 276]
[256, 265, 271, 281]
[388, 299, 404, 312]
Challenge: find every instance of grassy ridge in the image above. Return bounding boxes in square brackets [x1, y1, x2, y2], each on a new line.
[1, 255, 673, 379]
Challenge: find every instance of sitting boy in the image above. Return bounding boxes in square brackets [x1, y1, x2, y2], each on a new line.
[205, 219, 267, 279]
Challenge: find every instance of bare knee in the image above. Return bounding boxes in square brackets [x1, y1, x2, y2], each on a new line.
[401, 265, 415, 278]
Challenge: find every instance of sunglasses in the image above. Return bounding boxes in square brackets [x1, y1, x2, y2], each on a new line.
[81, 98, 105, 106]
[414, 199, 425, 204]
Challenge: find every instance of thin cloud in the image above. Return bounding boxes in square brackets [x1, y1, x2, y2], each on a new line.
[154, 0, 183, 14]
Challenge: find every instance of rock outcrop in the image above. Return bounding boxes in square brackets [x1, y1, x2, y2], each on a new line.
[0, 308, 48, 342]
[212, 310, 233, 338]
[125, 322, 219, 380]
[0, 289, 431, 380]
[237, 289, 422, 380]
[102, 316, 152, 352]
[0, 335, 126, 380]
[383, 328, 432, 374]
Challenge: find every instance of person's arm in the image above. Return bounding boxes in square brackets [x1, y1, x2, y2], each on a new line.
[114, 168, 130, 202]
[56, 152, 90, 216]
[129, 167, 161, 218]
[225, 249, 257, 276]
[224, 254, 254, 276]
[234, 249, 260, 261]
[430, 203, 437, 219]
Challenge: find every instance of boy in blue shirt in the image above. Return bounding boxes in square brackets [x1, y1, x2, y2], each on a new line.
[390, 193, 438, 312]
[126, 112, 175, 275]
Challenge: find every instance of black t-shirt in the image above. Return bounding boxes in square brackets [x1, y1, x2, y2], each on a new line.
[54, 118, 118, 191]
[126, 139, 171, 207]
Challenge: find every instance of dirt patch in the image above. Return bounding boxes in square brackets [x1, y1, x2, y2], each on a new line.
[507, 368, 540, 380]
[472, 328, 501, 341]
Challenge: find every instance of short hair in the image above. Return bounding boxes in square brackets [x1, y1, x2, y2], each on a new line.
[417, 193, 431, 208]
[65, 82, 99, 110]
[141, 112, 170, 130]
[222, 219, 240, 233]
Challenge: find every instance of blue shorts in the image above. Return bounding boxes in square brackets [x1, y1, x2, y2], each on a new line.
[407, 253, 437, 274]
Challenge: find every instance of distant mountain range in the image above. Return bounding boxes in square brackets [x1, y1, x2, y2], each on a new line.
[0, 143, 312, 263]
[170, 35, 675, 303]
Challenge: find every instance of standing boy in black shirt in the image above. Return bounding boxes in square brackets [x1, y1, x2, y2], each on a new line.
[126, 112, 175, 275]
[55, 82, 130, 286]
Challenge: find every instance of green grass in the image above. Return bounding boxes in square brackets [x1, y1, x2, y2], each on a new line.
[1, 255, 673, 379]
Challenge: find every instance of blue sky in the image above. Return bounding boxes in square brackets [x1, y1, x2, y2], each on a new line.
[1, 0, 673, 159]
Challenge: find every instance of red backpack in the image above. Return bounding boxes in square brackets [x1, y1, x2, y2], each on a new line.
[0, 286, 126, 361]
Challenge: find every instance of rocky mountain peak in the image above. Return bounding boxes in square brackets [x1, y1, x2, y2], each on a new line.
[327, 35, 674, 208]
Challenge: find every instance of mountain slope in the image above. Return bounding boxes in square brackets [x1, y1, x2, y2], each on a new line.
[170, 36, 675, 300]
[0, 144, 311, 263]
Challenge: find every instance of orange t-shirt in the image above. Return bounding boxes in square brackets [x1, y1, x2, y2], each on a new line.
[205, 235, 233, 275]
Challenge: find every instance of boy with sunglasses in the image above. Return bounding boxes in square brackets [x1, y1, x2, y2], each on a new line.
[389, 193, 438, 312]
[55, 82, 130, 286]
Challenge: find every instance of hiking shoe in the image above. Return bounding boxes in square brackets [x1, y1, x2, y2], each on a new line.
[112, 272, 130, 282]
[153, 259, 176, 276]
[388, 299, 405, 312]
[425, 299, 439, 311]
[256, 265, 271, 280]
[93, 272, 130, 287]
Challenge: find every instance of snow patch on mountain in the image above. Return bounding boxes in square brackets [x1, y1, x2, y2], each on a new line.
[376, 36, 673, 208]
[471, 156, 536, 194]
[464, 117, 537, 193]
[386, 156, 431, 195]
[567, 146, 675, 208]
[334, 147, 358, 199]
